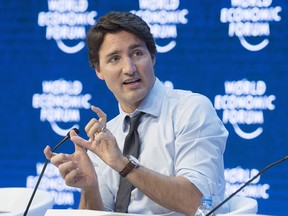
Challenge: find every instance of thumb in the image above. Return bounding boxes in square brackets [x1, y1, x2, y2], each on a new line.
[70, 134, 91, 152]
[44, 145, 55, 160]
[69, 128, 79, 138]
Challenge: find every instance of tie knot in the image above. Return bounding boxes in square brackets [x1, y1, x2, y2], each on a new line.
[127, 112, 144, 132]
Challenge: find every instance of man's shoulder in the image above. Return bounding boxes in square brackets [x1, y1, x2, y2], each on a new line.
[165, 88, 211, 105]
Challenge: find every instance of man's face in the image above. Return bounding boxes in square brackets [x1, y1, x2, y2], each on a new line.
[95, 31, 156, 113]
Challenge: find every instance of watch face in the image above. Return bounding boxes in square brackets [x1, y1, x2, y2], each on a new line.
[128, 155, 140, 167]
[130, 159, 138, 166]
[119, 155, 141, 177]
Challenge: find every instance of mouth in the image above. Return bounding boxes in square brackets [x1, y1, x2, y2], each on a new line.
[123, 78, 141, 85]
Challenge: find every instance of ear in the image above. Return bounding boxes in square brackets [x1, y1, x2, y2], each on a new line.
[95, 65, 104, 80]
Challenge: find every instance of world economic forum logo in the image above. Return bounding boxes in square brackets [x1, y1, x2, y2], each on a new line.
[38, 0, 97, 54]
[220, 0, 282, 51]
[32, 79, 92, 136]
[131, 0, 189, 53]
[214, 79, 276, 140]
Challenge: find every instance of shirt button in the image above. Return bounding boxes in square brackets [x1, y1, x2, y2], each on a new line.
[131, 195, 136, 200]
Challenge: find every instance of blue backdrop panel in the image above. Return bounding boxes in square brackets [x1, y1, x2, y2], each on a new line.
[0, 0, 287, 215]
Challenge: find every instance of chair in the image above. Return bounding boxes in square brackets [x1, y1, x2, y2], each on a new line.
[0, 187, 54, 216]
[219, 195, 258, 215]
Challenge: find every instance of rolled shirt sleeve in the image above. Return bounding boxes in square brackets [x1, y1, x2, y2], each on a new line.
[174, 94, 227, 198]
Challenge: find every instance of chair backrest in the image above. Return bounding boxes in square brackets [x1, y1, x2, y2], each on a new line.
[0, 187, 54, 216]
[220, 195, 258, 215]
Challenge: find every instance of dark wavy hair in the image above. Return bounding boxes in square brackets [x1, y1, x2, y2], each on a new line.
[86, 11, 157, 69]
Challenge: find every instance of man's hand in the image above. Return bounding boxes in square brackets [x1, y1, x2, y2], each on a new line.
[44, 129, 98, 190]
[77, 106, 127, 172]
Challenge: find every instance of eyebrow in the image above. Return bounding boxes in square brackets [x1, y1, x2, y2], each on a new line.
[129, 43, 144, 50]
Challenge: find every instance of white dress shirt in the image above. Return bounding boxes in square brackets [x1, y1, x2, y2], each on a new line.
[88, 78, 228, 215]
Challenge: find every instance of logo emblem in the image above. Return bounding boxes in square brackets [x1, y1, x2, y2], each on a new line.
[132, 0, 189, 53]
[220, 1, 282, 51]
[38, 0, 97, 54]
[214, 79, 276, 139]
[32, 79, 92, 136]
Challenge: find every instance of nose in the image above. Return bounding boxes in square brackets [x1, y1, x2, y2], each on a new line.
[122, 57, 136, 75]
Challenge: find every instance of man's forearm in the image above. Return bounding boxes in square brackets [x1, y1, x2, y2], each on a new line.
[126, 166, 202, 216]
[79, 188, 105, 210]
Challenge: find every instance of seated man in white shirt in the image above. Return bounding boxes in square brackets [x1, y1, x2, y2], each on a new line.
[44, 11, 228, 216]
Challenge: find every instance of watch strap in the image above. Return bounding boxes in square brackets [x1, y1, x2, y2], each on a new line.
[119, 155, 140, 177]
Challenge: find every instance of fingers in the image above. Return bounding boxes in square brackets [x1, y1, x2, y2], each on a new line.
[43, 134, 94, 189]
[44, 145, 55, 160]
[58, 160, 78, 178]
[65, 168, 79, 186]
[71, 135, 94, 152]
[85, 106, 107, 140]
[44, 146, 70, 167]
[85, 118, 101, 138]
[57, 157, 81, 187]
[69, 129, 79, 138]
[50, 153, 71, 167]
[91, 105, 107, 126]
[48, 152, 80, 186]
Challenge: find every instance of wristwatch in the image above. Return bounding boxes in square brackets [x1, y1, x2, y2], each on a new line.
[119, 155, 140, 177]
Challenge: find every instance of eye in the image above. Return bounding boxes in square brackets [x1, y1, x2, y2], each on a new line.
[108, 55, 120, 63]
[132, 50, 143, 58]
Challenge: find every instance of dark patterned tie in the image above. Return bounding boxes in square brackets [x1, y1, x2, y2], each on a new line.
[114, 112, 144, 212]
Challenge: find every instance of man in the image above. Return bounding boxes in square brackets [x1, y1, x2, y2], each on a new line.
[44, 11, 228, 216]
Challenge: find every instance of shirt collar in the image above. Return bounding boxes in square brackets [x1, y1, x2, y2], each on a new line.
[118, 77, 165, 131]
[137, 77, 164, 118]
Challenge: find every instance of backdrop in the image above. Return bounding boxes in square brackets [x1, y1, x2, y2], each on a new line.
[0, 0, 287, 215]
